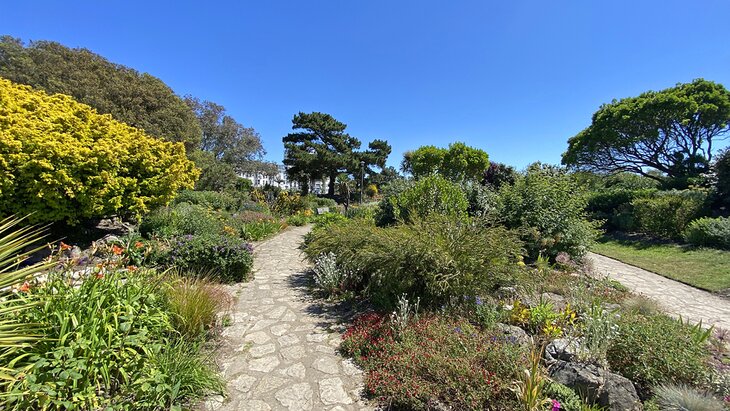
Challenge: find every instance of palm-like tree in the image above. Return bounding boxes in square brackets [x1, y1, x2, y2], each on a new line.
[0, 216, 52, 381]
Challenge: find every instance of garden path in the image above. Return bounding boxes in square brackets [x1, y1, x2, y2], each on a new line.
[587, 252, 730, 330]
[202, 225, 373, 411]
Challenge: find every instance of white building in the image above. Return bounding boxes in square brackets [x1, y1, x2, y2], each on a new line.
[240, 165, 330, 193]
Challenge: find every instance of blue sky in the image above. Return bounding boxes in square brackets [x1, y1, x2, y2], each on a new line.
[4, 1, 730, 170]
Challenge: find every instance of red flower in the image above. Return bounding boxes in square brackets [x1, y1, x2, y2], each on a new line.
[95, 273, 105, 279]
[111, 245, 124, 255]
[18, 281, 31, 292]
[59, 242, 71, 251]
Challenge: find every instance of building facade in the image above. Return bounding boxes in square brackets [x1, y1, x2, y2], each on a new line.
[240, 165, 330, 193]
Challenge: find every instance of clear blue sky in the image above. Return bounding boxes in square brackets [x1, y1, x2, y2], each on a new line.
[4, 1, 730, 170]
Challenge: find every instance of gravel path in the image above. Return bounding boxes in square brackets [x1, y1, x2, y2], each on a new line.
[587, 251, 730, 330]
[203, 225, 373, 411]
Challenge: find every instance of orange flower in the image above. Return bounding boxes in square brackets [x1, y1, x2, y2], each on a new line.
[111, 245, 124, 255]
[134, 241, 144, 249]
[127, 265, 138, 272]
[59, 242, 71, 251]
[18, 281, 31, 292]
[95, 273, 104, 279]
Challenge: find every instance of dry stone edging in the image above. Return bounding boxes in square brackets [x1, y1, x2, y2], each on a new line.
[587, 252, 730, 330]
[201, 225, 373, 411]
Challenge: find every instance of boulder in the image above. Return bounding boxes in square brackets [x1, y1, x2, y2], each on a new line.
[494, 323, 531, 347]
[544, 338, 582, 362]
[549, 361, 642, 411]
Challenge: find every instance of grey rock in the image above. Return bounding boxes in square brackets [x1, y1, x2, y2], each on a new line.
[549, 361, 641, 411]
[545, 338, 582, 362]
[494, 323, 531, 347]
[496, 286, 518, 300]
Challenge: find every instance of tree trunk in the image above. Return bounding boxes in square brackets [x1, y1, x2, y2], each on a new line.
[328, 171, 336, 196]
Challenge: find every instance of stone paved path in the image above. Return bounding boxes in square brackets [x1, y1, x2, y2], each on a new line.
[587, 251, 730, 330]
[204, 225, 373, 411]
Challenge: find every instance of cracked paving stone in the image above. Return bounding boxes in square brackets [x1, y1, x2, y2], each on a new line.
[275, 382, 314, 410]
[248, 356, 280, 373]
[320, 377, 353, 405]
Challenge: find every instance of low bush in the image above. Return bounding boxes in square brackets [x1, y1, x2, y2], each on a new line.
[272, 191, 306, 216]
[7, 270, 222, 409]
[586, 188, 656, 231]
[654, 384, 724, 411]
[173, 190, 243, 212]
[684, 216, 730, 250]
[303, 194, 338, 211]
[376, 175, 468, 226]
[606, 313, 711, 394]
[140, 203, 226, 238]
[543, 382, 585, 411]
[341, 313, 526, 410]
[305, 217, 522, 308]
[497, 163, 600, 260]
[165, 234, 254, 282]
[632, 190, 708, 239]
[312, 252, 351, 296]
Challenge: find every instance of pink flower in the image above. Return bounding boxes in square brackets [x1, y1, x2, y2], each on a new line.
[551, 399, 561, 411]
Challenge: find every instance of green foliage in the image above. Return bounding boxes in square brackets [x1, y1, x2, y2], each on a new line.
[377, 175, 469, 226]
[585, 188, 656, 231]
[714, 148, 730, 208]
[302, 194, 338, 210]
[305, 217, 522, 308]
[165, 275, 230, 339]
[0, 217, 53, 382]
[497, 163, 600, 260]
[606, 313, 711, 393]
[286, 214, 311, 227]
[187, 150, 242, 192]
[563, 79, 730, 188]
[174, 190, 243, 212]
[632, 190, 708, 239]
[140, 203, 226, 238]
[0, 36, 202, 150]
[543, 382, 585, 411]
[0, 78, 198, 225]
[483, 162, 517, 189]
[184, 97, 266, 173]
[312, 252, 351, 296]
[164, 234, 254, 283]
[272, 191, 307, 216]
[7, 270, 222, 409]
[341, 314, 526, 410]
[684, 216, 730, 249]
[402, 142, 490, 182]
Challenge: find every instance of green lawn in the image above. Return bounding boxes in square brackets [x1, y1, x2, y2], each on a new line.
[592, 237, 730, 292]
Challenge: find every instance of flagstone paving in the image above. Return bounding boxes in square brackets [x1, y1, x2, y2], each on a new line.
[587, 251, 730, 330]
[202, 225, 373, 411]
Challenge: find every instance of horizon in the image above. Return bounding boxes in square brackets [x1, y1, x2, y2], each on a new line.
[4, 1, 730, 170]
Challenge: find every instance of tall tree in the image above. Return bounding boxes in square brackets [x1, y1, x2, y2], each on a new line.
[562, 79, 730, 187]
[0, 36, 201, 150]
[402, 142, 490, 182]
[184, 96, 267, 174]
[283, 112, 389, 195]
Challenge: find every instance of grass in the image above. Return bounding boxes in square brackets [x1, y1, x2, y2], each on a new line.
[592, 236, 730, 292]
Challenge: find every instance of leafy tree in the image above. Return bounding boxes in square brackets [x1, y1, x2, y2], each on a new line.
[713, 148, 730, 209]
[0, 78, 197, 224]
[482, 162, 517, 189]
[0, 36, 201, 150]
[563, 79, 730, 188]
[402, 142, 489, 182]
[184, 96, 267, 174]
[283, 112, 391, 195]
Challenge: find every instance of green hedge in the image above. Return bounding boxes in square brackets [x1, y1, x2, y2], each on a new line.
[684, 217, 730, 249]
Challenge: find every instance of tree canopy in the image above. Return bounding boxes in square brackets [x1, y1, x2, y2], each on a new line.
[0, 36, 202, 150]
[562, 79, 730, 187]
[402, 142, 490, 182]
[282, 112, 391, 195]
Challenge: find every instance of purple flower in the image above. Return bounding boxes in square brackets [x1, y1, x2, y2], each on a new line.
[551, 399, 561, 411]
[454, 327, 462, 334]
[475, 296, 483, 306]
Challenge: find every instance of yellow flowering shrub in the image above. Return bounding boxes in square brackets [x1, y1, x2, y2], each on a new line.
[0, 78, 198, 224]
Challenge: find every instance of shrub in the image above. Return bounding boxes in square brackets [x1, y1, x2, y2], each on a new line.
[140, 203, 226, 238]
[272, 191, 306, 216]
[632, 190, 708, 239]
[6, 270, 222, 409]
[461, 181, 499, 217]
[312, 252, 350, 296]
[286, 214, 311, 227]
[341, 314, 526, 410]
[0, 78, 197, 224]
[165, 234, 254, 282]
[344, 204, 377, 221]
[376, 175, 468, 226]
[497, 163, 600, 260]
[684, 216, 730, 249]
[303, 194, 338, 211]
[715, 148, 730, 208]
[654, 384, 724, 411]
[606, 313, 711, 393]
[585, 188, 656, 231]
[543, 382, 585, 411]
[173, 190, 242, 212]
[305, 217, 522, 308]
[165, 275, 231, 339]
